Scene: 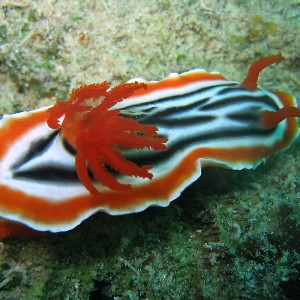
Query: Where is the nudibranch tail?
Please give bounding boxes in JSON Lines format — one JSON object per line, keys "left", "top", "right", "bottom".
{"left": 241, "top": 53, "right": 282, "bottom": 90}
{"left": 46, "top": 81, "right": 168, "bottom": 194}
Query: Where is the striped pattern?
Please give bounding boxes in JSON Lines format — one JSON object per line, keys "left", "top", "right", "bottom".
{"left": 7, "top": 80, "right": 284, "bottom": 189}
{"left": 118, "top": 79, "right": 283, "bottom": 171}
{"left": 0, "top": 69, "right": 298, "bottom": 235}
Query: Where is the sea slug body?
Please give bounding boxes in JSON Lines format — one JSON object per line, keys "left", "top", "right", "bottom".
{"left": 0, "top": 54, "right": 299, "bottom": 238}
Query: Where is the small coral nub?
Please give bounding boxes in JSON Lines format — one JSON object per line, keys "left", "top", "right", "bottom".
{"left": 47, "top": 82, "right": 168, "bottom": 194}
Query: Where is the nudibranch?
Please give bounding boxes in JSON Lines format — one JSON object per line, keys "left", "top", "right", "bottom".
{"left": 0, "top": 54, "right": 300, "bottom": 238}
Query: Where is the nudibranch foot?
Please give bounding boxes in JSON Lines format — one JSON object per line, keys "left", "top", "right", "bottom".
{"left": 0, "top": 218, "right": 48, "bottom": 239}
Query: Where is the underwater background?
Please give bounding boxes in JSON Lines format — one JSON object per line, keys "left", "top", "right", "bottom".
{"left": 0, "top": 0, "right": 299, "bottom": 299}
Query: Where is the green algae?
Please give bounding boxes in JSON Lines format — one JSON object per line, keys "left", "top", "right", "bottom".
{"left": 0, "top": 24, "right": 8, "bottom": 44}
{"left": 0, "top": 0, "right": 300, "bottom": 299}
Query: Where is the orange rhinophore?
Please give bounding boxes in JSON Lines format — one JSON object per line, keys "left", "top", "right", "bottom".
{"left": 241, "top": 53, "right": 282, "bottom": 90}
{"left": 240, "top": 53, "right": 300, "bottom": 129}
{"left": 262, "top": 106, "right": 300, "bottom": 129}
{"left": 0, "top": 54, "right": 298, "bottom": 238}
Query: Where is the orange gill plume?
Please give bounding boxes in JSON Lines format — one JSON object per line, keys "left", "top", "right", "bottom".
{"left": 47, "top": 81, "right": 168, "bottom": 194}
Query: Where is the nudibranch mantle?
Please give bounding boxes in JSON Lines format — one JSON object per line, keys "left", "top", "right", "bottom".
{"left": 0, "top": 54, "right": 299, "bottom": 238}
